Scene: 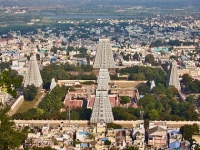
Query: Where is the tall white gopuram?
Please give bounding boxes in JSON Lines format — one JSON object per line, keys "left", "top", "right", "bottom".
{"left": 93, "top": 39, "right": 115, "bottom": 69}
{"left": 24, "top": 55, "right": 43, "bottom": 88}
{"left": 90, "top": 39, "right": 115, "bottom": 123}
{"left": 166, "top": 60, "right": 181, "bottom": 90}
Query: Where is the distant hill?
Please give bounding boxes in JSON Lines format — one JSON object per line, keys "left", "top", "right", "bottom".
{"left": 0, "top": 0, "right": 199, "bottom": 7}
{"left": 87, "top": 0, "right": 200, "bottom": 7}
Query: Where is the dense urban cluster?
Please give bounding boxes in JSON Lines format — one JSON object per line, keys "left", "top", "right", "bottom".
{"left": 1, "top": 6, "right": 200, "bottom": 150}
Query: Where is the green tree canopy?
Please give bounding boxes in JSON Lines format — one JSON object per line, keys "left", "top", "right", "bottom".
{"left": 120, "top": 96, "right": 130, "bottom": 104}
{"left": 123, "top": 54, "right": 130, "bottom": 61}
{"left": 36, "top": 54, "right": 40, "bottom": 60}
{"left": 41, "top": 63, "right": 95, "bottom": 89}
{"left": 153, "top": 83, "right": 166, "bottom": 95}
{"left": 23, "top": 84, "right": 37, "bottom": 101}
{"left": 166, "top": 87, "right": 174, "bottom": 99}
{"left": 120, "top": 66, "right": 167, "bottom": 85}
{"left": 182, "top": 74, "right": 193, "bottom": 83}
{"left": 0, "top": 69, "right": 23, "bottom": 98}
{"left": 0, "top": 107, "right": 26, "bottom": 149}
{"left": 0, "top": 62, "right": 10, "bottom": 71}
{"left": 148, "top": 109, "right": 159, "bottom": 120}
{"left": 133, "top": 52, "right": 139, "bottom": 60}
{"left": 145, "top": 54, "right": 156, "bottom": 65}
{"left": 123, "top": 146, "right": 139, "bottom": 150}
{"left": 180, "top": 124, "right": 199, "bottom": 143}
{"left": 32, "top": 146, "right": 56, "bottom": 150}
{"left": 138, "top": 94, "right": 156, "bottom": 111}
{"left": 70, "top": 111, "right": 80, "bottom": 120}
{"left": 181, "top": 74, "right": 200, "bottom": 93}
{"left": 131, "top": 73, "right": 145, "bottom": 81}
{"left": 104, "top": 140, "right": 111, "bottom": 145}
{"left": 107, "top": 123, "right": 122, "bottom": 129}
{"left": 186, "top": 95, "right": 196, "bottom": 104}
{"left": 138, "top": 84, "right": 150, "bottom": 95}
{"left": 112, "top": 107, "right": 139, "bottom": 120}
{"left": 50, "top": 46, "right": 66, "bottom": 54}
{"left": 170, "top": 55, "right": 178, "bottom": 61}
{"left": 85, "top": 132, "right": 95, "bottom": 141}
{"left": 38, "top": 86, "right": 66, "bottom": 114}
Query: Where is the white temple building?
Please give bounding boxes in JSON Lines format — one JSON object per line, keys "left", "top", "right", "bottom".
{"left": 90, "top": 69, "right": 114, "bottom": 123}
{"left": 24, "top": 55, "right": 43, "bottom": 88}
{"left": 93, "top": 39, "right": 115, "bottom": 69}
{"left": 90, "top": 39, "right": 115, "bottom": 123}
{"left": 150, "top": 80, "right": 156, "bottom": 91}
{"left": 50, "top": 78, "right": 57, "bottom": 91}
{"left": 166, "top": 60, "right": 181, "bottom": 90}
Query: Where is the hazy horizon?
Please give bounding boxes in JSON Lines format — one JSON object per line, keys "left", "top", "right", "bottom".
{"left": 0, "top": 0, "right": 199, "bottom": 7}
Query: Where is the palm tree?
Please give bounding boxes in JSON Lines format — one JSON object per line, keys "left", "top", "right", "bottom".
{"left": 85, "top": 132, "right": 96, "bottom": 149}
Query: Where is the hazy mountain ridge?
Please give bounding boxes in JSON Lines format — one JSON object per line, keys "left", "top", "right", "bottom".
{"left": 0, "top": 0, "right": 199, "bottom": 7}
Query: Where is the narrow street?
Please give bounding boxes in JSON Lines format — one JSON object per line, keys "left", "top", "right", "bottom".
{"left": 34, "top": 93, "right": 46, "bottom": 108}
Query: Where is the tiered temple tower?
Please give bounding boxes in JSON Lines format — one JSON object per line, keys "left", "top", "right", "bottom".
{"left": 24, "top": 55, "right": 43, "bottom": 89}
{"left": 90, "top": 39, "right": 115, "bottom": 123}
{"left": 166, "top": 60, "right": 181, "bottom": 90}
{"left": 93, "top": 39, "right": 115, "bottom": 69}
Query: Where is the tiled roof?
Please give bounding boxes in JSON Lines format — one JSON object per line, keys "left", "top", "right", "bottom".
{"left": 65, "top": 99, "right": 83, "bottom": 108}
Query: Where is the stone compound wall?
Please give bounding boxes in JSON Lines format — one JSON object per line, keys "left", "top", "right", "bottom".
{"left": 9, "top": 95, "right": 24, "bottom": 116}
{"left": 14, "top": 120, "right": 89, "bottom": 127}
{"left": 13, "top": 120, "right": 200, "bottom": 128}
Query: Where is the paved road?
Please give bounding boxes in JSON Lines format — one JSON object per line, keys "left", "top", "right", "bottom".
{"left": 34, "top": 93, "right": 46, "bottom": 108}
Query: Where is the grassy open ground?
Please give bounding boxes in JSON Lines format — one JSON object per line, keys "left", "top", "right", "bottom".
{"left": 16, "top": 93, "right": 43, "bottom": 113}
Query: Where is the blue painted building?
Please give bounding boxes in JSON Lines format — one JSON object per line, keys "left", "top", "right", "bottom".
{"left": 154, "top": 47, "right": 169, "bottom": 53}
